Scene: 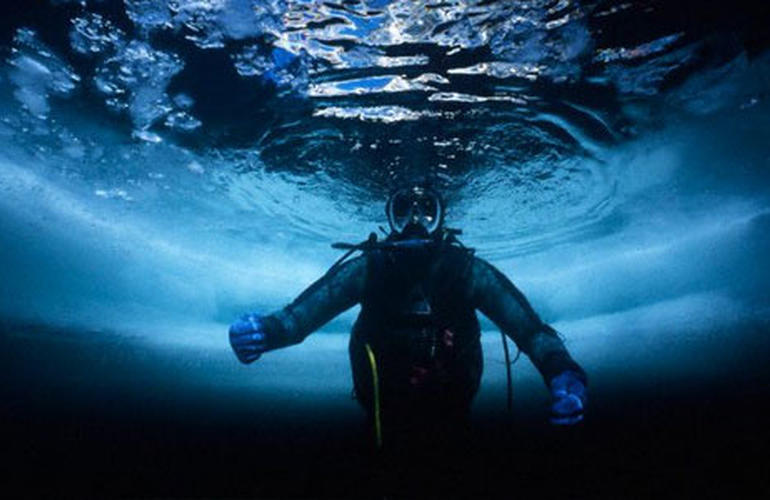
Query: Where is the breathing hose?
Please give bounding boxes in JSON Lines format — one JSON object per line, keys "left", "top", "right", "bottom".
{"left": 364, "top": 343, "right": 383, "bottom": 449}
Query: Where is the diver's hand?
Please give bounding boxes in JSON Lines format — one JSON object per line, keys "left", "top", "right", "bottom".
{"left": 229, "top": 313, "right": 267, "bottom": 364}
{"left": 549, "top": 371, "right": 586, "bottom": 425}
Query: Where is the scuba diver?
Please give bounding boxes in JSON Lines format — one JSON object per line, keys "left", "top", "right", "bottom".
{"left": 229, "top": 186, "right": 587, "bottom": 450}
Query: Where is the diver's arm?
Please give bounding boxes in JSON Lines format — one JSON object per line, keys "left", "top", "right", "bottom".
{"left": 258, "top": 256, "right": 367, "bottom": 350}
{"left": 470, "top": 258, "right": 586, "bottom": 384}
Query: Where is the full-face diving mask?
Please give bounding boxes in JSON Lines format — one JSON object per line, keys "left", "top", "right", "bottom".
{"left": 386, "top": 186, "right": 444, "bottom": 237}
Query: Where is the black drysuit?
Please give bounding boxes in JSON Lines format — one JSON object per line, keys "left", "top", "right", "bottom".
{"left": 259, "top": 239, "right": 586, "bottom": 446}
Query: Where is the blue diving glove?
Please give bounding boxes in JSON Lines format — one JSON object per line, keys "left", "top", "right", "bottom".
{"left": 229, "top": 313, "right": 267, "bottom": 364}
{"left": 549, "top": 371, "right": 587, "bottom": 425}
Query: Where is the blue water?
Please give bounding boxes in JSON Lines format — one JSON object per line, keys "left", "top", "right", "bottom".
{"left": 0, "top": 1, "right": 769, "bottom": 497}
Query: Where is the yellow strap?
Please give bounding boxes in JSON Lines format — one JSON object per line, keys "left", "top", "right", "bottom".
{"left": 364, "top": 343, "right": 382, "bottom": 449}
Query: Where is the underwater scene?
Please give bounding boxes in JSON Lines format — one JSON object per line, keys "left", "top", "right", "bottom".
{"left": 1, "top": 0, "right": 769, "bottom": 497}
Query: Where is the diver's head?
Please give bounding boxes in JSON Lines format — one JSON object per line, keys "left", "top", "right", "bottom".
{"left": 386, "top": 186, "right": 444, "bottom": 239}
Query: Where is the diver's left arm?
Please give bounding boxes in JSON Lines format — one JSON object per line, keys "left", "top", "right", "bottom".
{"left": 470, "top": 258, "right": 587, "bottom": 424}
{"left": 229, "top": 256, "right": 366, "bottom": 363}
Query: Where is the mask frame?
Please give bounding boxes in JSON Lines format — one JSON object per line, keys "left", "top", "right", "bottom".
{"left": 386, "top": 186, "right": 444, "bottom": 236}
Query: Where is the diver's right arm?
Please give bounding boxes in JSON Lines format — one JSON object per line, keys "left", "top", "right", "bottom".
{"left": 229, "top": 256, "right": 366, "bottom": 363}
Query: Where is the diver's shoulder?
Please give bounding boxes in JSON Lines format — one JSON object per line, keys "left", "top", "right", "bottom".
{"left": 327, "top": 253, "right": 368, "bottom": 280}
{"left": 339, "top": 254, "right": 368, "bottom": 269}
{"left": 466, "top": 254, "right": 503, "bottom": 280}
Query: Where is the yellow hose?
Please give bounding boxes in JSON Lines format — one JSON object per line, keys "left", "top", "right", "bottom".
{"left": 364, "top": 343, "right": 382, "bottom": 449}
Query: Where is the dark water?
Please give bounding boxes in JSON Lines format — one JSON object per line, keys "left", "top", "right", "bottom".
{"left": 1, "top": 0, "right": 770, "bottom": 497}
{"left": 3, "top": 316, "right": 769, "bottom": 497}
